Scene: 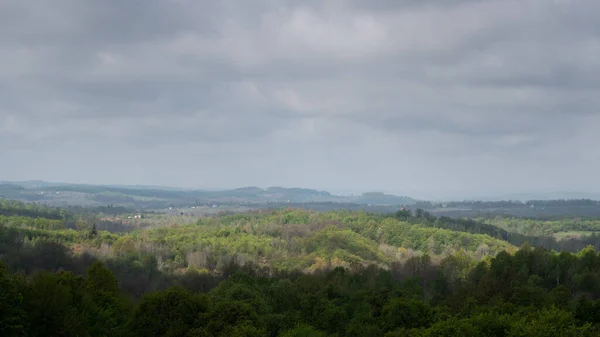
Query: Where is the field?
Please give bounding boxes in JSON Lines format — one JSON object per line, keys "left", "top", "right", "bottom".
{"left": 553, "top": 230, "right": 600, "bottom": 241}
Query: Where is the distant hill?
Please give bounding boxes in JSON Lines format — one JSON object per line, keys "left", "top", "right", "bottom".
{"left": 357, "top": 192, "right": 415, "bottom": 205}
{"left": 422, "top": 199, "right": 600, "bottom": 219}
{"left": 474, "top": 191, "right": 600, "bottom": 202}
{"left": 0, "top": 181, "right": 417, "bottom": 209}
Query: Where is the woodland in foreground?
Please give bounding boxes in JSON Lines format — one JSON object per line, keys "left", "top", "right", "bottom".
{"left": 3, "top": 200, "right": 600, "bottom": 336}
{"left": 3, "top": 246, "right": 600, "bottom": 336}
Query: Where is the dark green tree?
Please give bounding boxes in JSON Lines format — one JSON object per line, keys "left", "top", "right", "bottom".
{"left": 0, "top": 262, "right": 27, "bottom": 336}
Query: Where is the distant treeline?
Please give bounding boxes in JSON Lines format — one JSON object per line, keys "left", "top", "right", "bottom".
{"left": 0, "top": 182, "right": 417, "bottom": 209}
{"left": 0, "top": 199, "right": 65, "bottom": 220}
{"left": 418, "top": 199, "right": 600, "bottom": 220}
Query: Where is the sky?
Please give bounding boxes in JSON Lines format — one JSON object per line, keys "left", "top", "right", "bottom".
{"left": 1, "top": 0, "right": 600, "bottom": 200}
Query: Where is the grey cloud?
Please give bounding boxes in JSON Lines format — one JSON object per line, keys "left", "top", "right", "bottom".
{"left": 1, "top": 0, "right": 600, "bottom": 198}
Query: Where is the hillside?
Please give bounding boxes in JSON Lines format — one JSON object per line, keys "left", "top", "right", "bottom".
{"left": 0, "top": 181, "right": 417, "bottom": 209}
{"left": 5, "top": 199, "right": 600, "bottom": 274}
{"left": 423, "top": 199, "right": 600, "bottom": 219}
{"left": 2, "top": 202, "right": 600, "bottom": 336}
{"left": 0, "top": 202, "right": 513, "bottom": 273}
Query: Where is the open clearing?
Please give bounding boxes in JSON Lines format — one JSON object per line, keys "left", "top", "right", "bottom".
{"left": 553, "top": 231, "right": 599, "bottom": 241}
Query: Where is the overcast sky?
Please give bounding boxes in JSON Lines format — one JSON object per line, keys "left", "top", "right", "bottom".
{"left": 1, "top": 0, "right": 599, "bottom": 199}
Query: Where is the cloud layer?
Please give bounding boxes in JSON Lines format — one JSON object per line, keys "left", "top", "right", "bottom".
{"left": 1, "top": 0, "right": 599, "bottom": 199}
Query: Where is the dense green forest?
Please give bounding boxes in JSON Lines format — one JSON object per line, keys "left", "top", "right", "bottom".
{"left": 388, "top": 210, "right": 600, "bottom": 253}
{"left": 3, "top": 200, "right": 600, "bottom": 274}
{"left": 3, "top": 243, "right": 600, "bottom": 336}
{"left": 425, "top": 199, "right": 600, "bottom": 219}
{"left": 483, "top": 217, "right": 600, "bottom": 236}
{"left": 4, "top": 199, "right": 600, "bottom": 336}
{"left": 2, "top": 202, "right": 517, "bottom": 274}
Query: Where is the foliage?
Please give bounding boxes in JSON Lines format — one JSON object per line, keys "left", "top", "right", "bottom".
{"left": 4, "top": 201, "right": 600, "bottom": 335}
{"left": 2, "top": 246, "right": 600, "bottom": 336}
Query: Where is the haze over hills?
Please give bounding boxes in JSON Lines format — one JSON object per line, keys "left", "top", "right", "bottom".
{"left": 473, "top": 191, "right": 600, "bottom": 202}
{"left": 5, "top": 180, "right": 600, "bottom": 220}
{"left": 3, "top": 180, "right": 600, "bottom": 204}
{"left": 0, "top": 180, "right": 417, "bottom": 208}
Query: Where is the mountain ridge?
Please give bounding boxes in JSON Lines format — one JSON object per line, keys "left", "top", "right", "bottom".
{"left": 0, "top": 180, "right": 417, "bottom": 208}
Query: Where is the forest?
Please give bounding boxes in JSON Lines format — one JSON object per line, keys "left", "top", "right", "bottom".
{"left": 3, "top": 199, "right": 600, "bottom": 336}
